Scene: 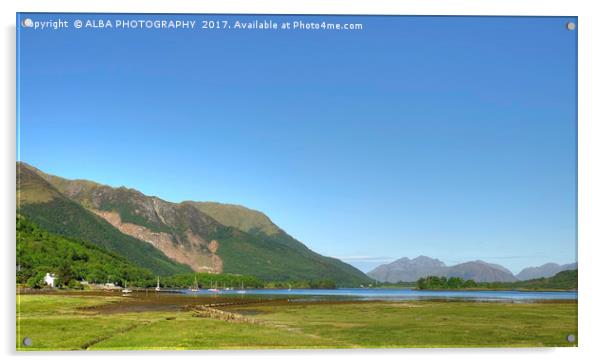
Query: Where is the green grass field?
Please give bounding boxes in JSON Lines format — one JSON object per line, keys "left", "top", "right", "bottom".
{"left": 16, "top": 293, "right": 577, "bottom": 350}
{"left": 227, "top": 301, "right": 578, "bottom": 348}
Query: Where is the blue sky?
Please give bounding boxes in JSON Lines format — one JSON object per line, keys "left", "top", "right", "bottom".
{"left": 17, "top": 14, "right": 577, "bottom": 273}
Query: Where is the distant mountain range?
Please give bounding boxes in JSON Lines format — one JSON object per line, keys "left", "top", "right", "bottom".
{"left": 16, "top": 162, "right": 370, "bottom": 285}
{"left": 368, "top": 256, "right": 577, "bottom": 283}
{"left": 516, "top": 262, "right": 577, "bottom": 281}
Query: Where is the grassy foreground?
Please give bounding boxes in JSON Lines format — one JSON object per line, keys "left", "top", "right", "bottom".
{"left": 17, "top": 293, "right": 577, "bottom": 350}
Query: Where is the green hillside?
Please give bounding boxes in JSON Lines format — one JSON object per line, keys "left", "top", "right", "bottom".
{"left": 208, "top": 226, "right": 367, "bottom": 285}
{"left": 17, "top": 215, "right": 153, "bottom": 287}
{"left": 513, "top": 270, "right": 577, "bottom": 290}
{"left": 194, "top": 202, "right": 280, "bottom": 236}
{"left": 246, "top": 231, "right": 370, "bottom": 284}
{"left": 194, "top": 202, "right": 370, "bottom": 285}
{"left": 17, "top": 164, "right": 191, "bottom": 276}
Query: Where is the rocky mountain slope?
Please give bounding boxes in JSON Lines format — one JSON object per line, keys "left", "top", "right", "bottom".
{"left": 17, "top": 164, "right": 191, "bottom": 275}
{"left": 17, "top": 162, "right": 370, "bottom": 285}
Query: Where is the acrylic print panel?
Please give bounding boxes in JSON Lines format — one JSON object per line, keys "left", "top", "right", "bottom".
{"left": 16, "top": 13, "right": 577, "bottom": 350}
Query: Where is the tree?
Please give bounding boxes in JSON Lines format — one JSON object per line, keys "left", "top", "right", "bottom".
{"left": 463, "top": 279, "right": 477, "bottom": 288}
{"left": 27, "top": 272, "right": 45, "bottom": 288}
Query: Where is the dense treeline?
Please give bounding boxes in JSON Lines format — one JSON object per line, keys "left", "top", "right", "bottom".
{"left": 17, "top": 215, "right": 154, "bottom": 288}
{"left": 415, "top": 270, "right": 577, "bottom": 291}
{"left": 416, "top": 276, "right": 478, "bottom": 290}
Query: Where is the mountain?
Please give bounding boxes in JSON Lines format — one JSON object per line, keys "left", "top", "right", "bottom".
{"left": 368, "top": 256, "right": 518, "bottom": 283}
{"left": 444, "top": 260, "right": 517, "bottom": 282}
{"left": 17, "top": 163, "right": 191, "bottom": 276}
{"left": 17, "top": 162, "right": 370, "bottom": 285}
{"left": 516, "top": 262, "right": 577, "bottom": 281}
{"left": 366, "top": 256, "right": 446, "bottom": 282}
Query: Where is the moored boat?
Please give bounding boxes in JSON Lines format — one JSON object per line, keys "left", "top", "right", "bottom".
{"left": 122, "top": 280, "right": 132, "bottom": 294}
{"left": 190, "top": 276, "right": 199, "bottom": 292}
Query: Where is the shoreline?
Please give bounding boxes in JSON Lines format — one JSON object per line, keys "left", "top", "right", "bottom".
{"left": 17, "top": 286, "right": 578, "bottom": 294}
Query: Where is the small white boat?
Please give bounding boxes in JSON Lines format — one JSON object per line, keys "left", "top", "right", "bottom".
{"left": 207, "top": 280, "right": 220, "bottom": 293}
{"left": 237, "top": 281, "right": 246, "bottom": 294}
{"left": 155, "top": 276, "right": 161, "bottom": 292}
{"left": 122, "top": 280, "right": 132, "bottom": 294}
{"left": 190, "top": 276, "right": 199, "bottom": 292}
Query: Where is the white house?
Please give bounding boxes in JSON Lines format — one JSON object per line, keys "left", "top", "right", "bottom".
{"left": 44, "top": 273, "right": 55, "bottom": 288}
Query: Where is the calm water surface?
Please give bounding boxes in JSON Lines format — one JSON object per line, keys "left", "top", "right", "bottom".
{"left": 178, "top": 288, "right": 577, "bottom": 302}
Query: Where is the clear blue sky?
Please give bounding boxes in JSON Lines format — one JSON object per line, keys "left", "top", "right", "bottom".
{"left": 17, "top": 14, "right": 577, "bottom": 273}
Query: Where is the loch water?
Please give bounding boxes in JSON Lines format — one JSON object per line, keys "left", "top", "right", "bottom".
{"left": 178, "top": 288, "right": 577, "bottom": 302}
